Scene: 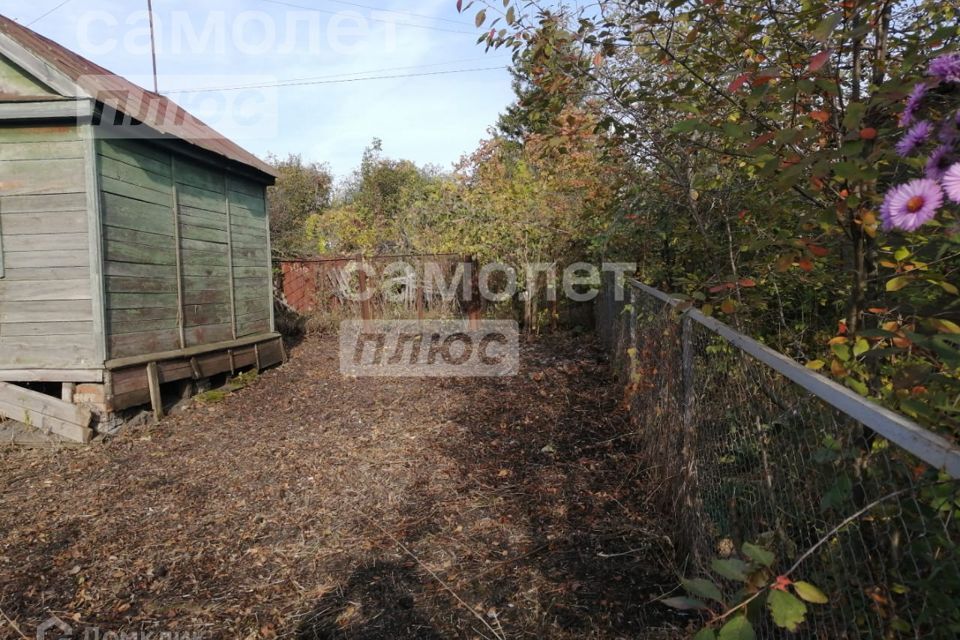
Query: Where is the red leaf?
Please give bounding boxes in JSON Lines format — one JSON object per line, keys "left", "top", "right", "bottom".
{"left": 859, "top": 127, "right": 877, "bottom": 140}
{"left": 798, "top": 258, "right": 814, "bottom": 272}
{"left": 456, "top": 0, "right": 463, "bottom": 12}
{"left": 807, "top": 244, "right": 830, "bottom": 257}
{"left": 808, "top": 50, "right": 830, "bottom": 73}
{"left": 739, "top": 278, "right": 757, "bottom": 287}
{"left": 746, "top": 131, "right": 776, "bottom": 150}
{"left": 809, "top": 110, "right": 830, "bottom": 123}
{"left": 728, "top": 73, "right": 751, "bottom": 93}
{"left": 772, "top": 575, "right": 793, "bottom": 592}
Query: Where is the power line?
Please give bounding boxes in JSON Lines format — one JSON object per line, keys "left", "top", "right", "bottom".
{"left": 168, "top": 65, "right": 507, "bottom": 94}
{"left": 322, "top": 0, "right": 472, "bottom": 26}
{"left": 256, "top": 0, "right": 477, "bottom": 35}
{"left": 168, "top": 56, "right": 510, "bottom": 92}
{"left": 27, "top": 0, "right": 74, "bottom": 26}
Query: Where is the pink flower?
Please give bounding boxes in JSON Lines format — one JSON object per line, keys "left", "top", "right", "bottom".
{"left": 900, "top": 83, "right": 926, "bottom": 127}
{"left": 881, "top": 178, "right": 944, "bottom": 232}
{"left": 929, "top": 53, "right": 960, "bottom": 84}
{"left": 895, "top": 121, "right": 933, "bottom": 157}
{"left": 925, "top": 145, "right": 953, "bottom": 180}
{"left": 943, "top": 163, "right": 960, "bottom": 204}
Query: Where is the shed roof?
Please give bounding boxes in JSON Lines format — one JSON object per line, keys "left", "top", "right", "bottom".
{"left": 0, "top": 14, "right": 277, "bottom": 179}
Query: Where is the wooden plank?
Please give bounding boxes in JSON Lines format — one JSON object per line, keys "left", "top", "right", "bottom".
{"left": 225, "top": 177, "right": 238, "bottom": 339}
{"left": 104, "top": 240, "right": 177, "bottom": 266}
{"left": 0, "top": 124, "right": 79, "bottom": 144}
{"left": 107, "top": 307, "right": 179, "bottom": 323}
{"left": 171, "top": 157, "right": 186, "bottom": 349}
{"left": 106, "top": 276, "right": 178, "bottom": 294}
{"left": 0, "top": 338, "right": 97, "bottom": 370}
{"left": 99, "top": 155, "right": 172, "bottom": 195}
{"left": 104, "top": 225, "right": 176, "bottom": 249}
{"left": 0, "top": 279, "right": 91, "bottom": 301}
{"left": 0, "top": 158, "right": 85, "bottom": 196}
{"left": 97, "top": 138, "right": 172, "bottom": 179}
{"left": 0, "top": 211, "right": 88, "bottom": 235}
{"left": 0, "top": 192, "right": 86, "bottom": 214}
{"left": 104, "top": 261, "right": 177, "bottom": 279}
{"left": 100, "top": 175, "right": 173, "bottom": 208}
{"left": 108, "top": 318, "right": 179, "bottom": 335}
{"left": 105, "top": 332, "right": 281, "bottom": 369}
{"left": 0, "top": 140, "right": 84, "bottom": 161}
{"left": 2, "top": 232, "right": 88, "bottom": 251}
{"left": 0, "top": 100, "right": 92, "bottom": 120}
{"left": 183, "top": 289, "right": 230, "bottom": 305}
{"left": 84, "top": 123, "right": 108, "bottom": 373}
{"left": 174, "top": 158, "right": 226, "bottom": 195}
{"left": 0, "top": 382, "right": 92, "bottom": 443}
{"left": 110, "top": 330, "right": 181, "bottom": 359}
{"left": 106, "top": 293, "right": 179, "bottom": 310}
{"left": 1, "top": 266, "right": 90, "bottom": 281}
{"left": 1, "top": 321, "right": 93, "bottom": 337}
{"left": 0, "top": 369, "right": 103, "bottom": 383}
{"left": 102, "top": 198, "right": 175, "bottom": 238}
{"left": 177, "top": 183, "right": 227, "bottom": 215}
{"left": 146, "top": 361, "right": 163, "bottom": 420}
{"left": 179, "top": 222, "right": 227, "bottom": 244}
{"left": 2, "top": 249, "right": 88, "bottom": 268}
{"left": 0, "top": 300, "right": 92, "bottom": 323}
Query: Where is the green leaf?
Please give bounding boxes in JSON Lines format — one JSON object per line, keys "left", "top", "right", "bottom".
{"left": 812, "top": 13, "right": 841, "bottom": 43}
{"left": 742, "top": 542, "right": 774, "bottom": 567}
{"left": 718, "top": 615, "right": 755, "bottom": 640}
{"left": 475, "top": 9, "right": 487, "bottom": 27}
{"left": 767, "top": 590, "right": 808, "bottom": 631}
{"left": 794, "top": 581, "right": 829, "bottom": 604}
{"left": 711, "top": 558, "right": 750, "bottom": 582}
{"left": 886, "top": 276, "right": 911, "bottom": 292}
{"left": 694, "top": 629, "right": 717, "bottom": 640}
{"left": 683, "top": 578, "right": 725, "bottom": 604}
{"left": 661, "top": 596, "right": 708, "bottom": 610}
{"left": 853, "top": 338, "right": 869, "bottom": 357}
{"left": 505, "top": 6, "right": 516, "bottom": 24}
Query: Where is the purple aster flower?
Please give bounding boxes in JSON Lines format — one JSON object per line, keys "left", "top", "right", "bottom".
{"left": 929, "top": 53, "right": 960, "bottom": 83}
{"left": 895, "top": 121, "right": 933, "bottom": 157}
{"left": 881, "top": 178, "right": 944, "bottom": 232}
{"left": 943, "top": 163, "right": 960, "bottom": 204}
{"left": 925, "top": 145, "right": 953, "bottom": 180}
{"left": 900, "top": 82, "right": 926, "bottom": 127}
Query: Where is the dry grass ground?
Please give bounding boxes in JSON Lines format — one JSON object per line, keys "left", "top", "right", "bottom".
{"left": 0, "top": 334, "right": 684, "bottom": 639}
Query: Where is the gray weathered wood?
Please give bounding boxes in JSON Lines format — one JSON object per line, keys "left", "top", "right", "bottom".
{"left": 0, "top": 99, "right": 93, "bottom": 120}
{"left": 0, "top": 369, "right": 103, "bottom": 383}
{"left": 171, "top": 156, "right": 186, "bottom": 349}
{"left": 146, "top": 361, "right": 163, "bottom": 420}
{"left": 0, "top": 381, "right": 93, "bottom": 443}
{"left": 85, "top": 123, "right": 108, "bottom": 369}
{"left": 105, "top": 332, "right": 281, "bottom": 369}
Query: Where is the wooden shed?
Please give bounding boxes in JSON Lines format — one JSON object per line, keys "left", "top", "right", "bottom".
{"left": 0, "top": 16, "right": 283, "bottom": 442}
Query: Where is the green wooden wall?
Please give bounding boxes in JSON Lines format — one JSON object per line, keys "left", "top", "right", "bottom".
{"left": 0, "top": 54, "right": 58, "bottom": 100}
{"left": 98, "top": 137, "right": 272, "bottom": 360}
{"left": 0, "top": 124, "right": 97, "bottom": 369}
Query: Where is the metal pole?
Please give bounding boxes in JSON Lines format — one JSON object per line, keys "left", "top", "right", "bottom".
{"left": 147, "top": 0, "right": 159, "bottom": 93}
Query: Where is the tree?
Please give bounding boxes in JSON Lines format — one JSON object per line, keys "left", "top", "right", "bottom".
{"left": 266, "top": 153, "right": 333, "bottom": 256}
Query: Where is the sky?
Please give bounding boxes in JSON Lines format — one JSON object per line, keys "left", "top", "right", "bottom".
{"left": 0, "top": 0, "right": 517, "bottom": 178}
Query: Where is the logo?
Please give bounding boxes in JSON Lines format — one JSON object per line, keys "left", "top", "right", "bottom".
{"left": 36, "top": 616, "right": 72, "bottom": 640}
{"left": 340, "top": 320, "right": 519, "bottom": 377}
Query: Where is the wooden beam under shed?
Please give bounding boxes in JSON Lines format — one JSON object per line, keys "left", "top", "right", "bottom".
{"left": 0, "top": 382, "right": 93, "bottom": 443}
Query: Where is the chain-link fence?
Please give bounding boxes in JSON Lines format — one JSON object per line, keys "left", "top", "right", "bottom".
{"left": 597, "top": 275, "right": 960, "bottom": 638}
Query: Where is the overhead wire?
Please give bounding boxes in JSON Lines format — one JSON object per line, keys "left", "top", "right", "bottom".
{"left": 168, "top": 65, "right": 509, "bottom": 94}
{"left": 26, "top": 0, "right": 74, "bottom": 26}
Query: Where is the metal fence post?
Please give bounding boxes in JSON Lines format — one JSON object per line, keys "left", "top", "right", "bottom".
{"left": 679, "top": 311, "right": 700, "bottom": 560}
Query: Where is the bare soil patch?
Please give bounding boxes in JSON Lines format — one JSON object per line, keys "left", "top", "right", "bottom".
{"left": 0, "top": 334, "right": 682, "bottom": 639}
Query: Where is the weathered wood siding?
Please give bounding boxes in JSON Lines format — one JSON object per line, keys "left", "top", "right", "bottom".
{"left": 0, "top": 124, "right": 97, "bottom": 369}
{"left": 99, "top": 137, "right": 272, "bottom": 359}
{"left": 227, "top": 176, "right": 271, "bottom": 337}
{"left": 0, "top": 54, "right": 58, "bottom": 99}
